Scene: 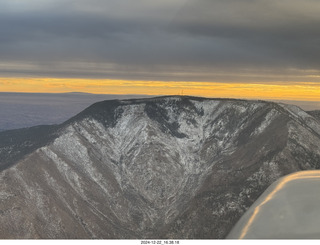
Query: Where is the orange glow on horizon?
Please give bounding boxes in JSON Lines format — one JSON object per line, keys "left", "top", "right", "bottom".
{"left": 0, "top": 77, "right": 320, "bottom": 102}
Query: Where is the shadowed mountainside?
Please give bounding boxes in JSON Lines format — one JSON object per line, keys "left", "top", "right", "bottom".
{"left": 0, "top": 125, "right": 59, "bottom": 171}
{"left": 308, "top": 110, "right": 320, "bottom": 122}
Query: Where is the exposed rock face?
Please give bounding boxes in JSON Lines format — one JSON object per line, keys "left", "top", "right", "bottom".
{"left": 1, "top": 96, "right": 320, "bottom": 239}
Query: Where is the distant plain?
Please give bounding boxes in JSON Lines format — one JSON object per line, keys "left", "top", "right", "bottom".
{"left": 0, "top": 92, "right": 150, "bottom": 131}
{"left": 0, "top": 92, "right": 319, "bottom": 131}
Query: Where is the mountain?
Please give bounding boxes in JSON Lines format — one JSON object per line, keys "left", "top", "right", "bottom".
{"left": 308, "top": 110, "right": 320, "bottom": 121}
{"left": 0, "top": 96, "right": 320, "bottom": 239}
{"left": 0, "top": 125, "right": 59, "bottom": 171}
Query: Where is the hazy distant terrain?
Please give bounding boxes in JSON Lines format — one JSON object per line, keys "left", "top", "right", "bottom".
{"left": 0, "top": 92, "right": 150, "bottom": 131}
{"left": 0, "top": 92, "right": 319, "bottom": 131}
{"left": 270, "top": 100, "right": 320, "bottom": 111}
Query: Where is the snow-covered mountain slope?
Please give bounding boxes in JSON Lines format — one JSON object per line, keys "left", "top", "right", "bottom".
{"left": 0, "top": 125, "right": 59, "bottom": 171}
{"left": 227, "top": 170, "right": 320, "bottom": 239}
{"left": 0, "top": 96, "right": 320, "bottom": 239}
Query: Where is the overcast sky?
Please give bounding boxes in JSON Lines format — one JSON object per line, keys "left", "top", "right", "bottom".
{"left": 1, "top": 0, "right": 320, "bottom": 83}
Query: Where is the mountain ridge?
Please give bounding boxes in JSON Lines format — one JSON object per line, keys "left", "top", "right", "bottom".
{"left": 0, "top": 96, "right": 320, "bottom": 238}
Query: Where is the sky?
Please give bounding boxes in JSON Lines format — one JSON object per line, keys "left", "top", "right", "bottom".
{"left": 1, "top": 0, "right": 320, "bottom": 101}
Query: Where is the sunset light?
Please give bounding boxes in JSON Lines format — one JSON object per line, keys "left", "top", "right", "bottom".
{"left": 1, "top": 77, "right": 320, "bottom": 102}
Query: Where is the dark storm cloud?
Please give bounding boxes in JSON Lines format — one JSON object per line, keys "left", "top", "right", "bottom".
{"left": 1, "top": 0, "right": 320, "bottom": 81}
{"left": 170, "top": 0, "right": 320, "bottom": 67}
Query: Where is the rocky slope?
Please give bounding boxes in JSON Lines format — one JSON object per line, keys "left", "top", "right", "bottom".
{"left": 1, "top": 96, "right": 320, "bottom": 239}
{"left": 308, "top": 110, "right": 320, "bottom": 121}
{"left": 0, "top": 125, "right": 59, "bottom": 171}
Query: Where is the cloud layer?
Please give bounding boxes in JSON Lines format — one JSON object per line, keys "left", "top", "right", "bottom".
{"left": 1, "top": 0, "right": 320, "bottom": 82}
